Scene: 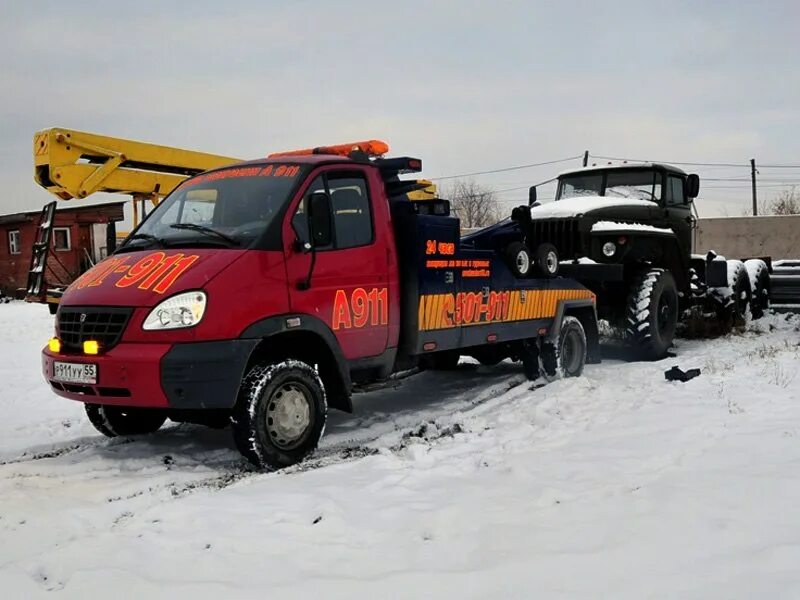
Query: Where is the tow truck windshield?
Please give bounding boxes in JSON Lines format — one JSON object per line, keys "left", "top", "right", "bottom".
{"left": 557, "top": 169, "right": 662, "bottom": 203}
{"left": 120, "top": 164, "right": 303, "bottom": 251}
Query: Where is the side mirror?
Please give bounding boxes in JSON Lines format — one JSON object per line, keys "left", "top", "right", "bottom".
{"left": 528, "top": 185, "right": 537, "bottom": 206}
{"left": 685, "top": 174, "right": 700, "bottom": 199}
{"left": 308, "top": 191, "right": 333, "bottom": 248}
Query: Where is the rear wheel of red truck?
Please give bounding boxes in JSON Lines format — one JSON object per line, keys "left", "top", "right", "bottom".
{"left": 85, "top": 404, "right": 167, "bottom": 437}
{"left": 541, "top": 316, "right": 587, "bottom": 380}
{"left": 231, "top": 360, "right": 327, "bottom": 470}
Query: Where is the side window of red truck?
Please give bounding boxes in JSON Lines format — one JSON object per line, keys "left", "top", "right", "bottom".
{"left": 292, "top": 172, "right": 374, "bottom": 250}
{"left": 328, "top": 173, "right": 373, "bottom": 248}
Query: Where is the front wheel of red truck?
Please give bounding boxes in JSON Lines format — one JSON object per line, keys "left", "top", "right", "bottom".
{"left": 85, "top": 404, "right": 167, "bottom": 437}
{"left": 231, "top": 360, "right": 327, "bottom": 470}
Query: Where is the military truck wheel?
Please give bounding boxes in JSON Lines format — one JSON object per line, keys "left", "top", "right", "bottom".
{"left": 231, "top": 360, "right": 327, "bottom": 470}
{"left": 505, "top": 242, "right": 531, "bottom": 278}
{"left": 85, "top": 404, "right": 167, "bottom": 437}
{"left": 534, "top": 243, "right": 559, "bottom": 277}
{"left": 745, "top": 259, "right": 770, "bottom": 320}
{"left": 625, "top": 268, "right": 679, "bottom": 360}
{"left": 728, "top": 260, "right": 752, "bottom": 326}
{"left": 541, "top": 316, "right": 587, "bottom": 379}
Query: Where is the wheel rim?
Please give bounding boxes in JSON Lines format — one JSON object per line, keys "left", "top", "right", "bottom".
{"left": 656, "top": 290, "right": 675, "bottom": 333}
{"left": 546, "top": 251, "right": 558, "bottom": 274}
{"left": 516, "top": 251, "right": 530, "bottom": 275}
{"left": 561, "top": 330, "right": 582, "bottom": 374}
{"left": 266, "top": 382, "right": 312, "bottom": 450}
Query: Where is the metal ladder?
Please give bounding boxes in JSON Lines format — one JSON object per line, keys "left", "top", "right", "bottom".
{"left": 25, "top": 201, "right": 57, "bottom": 302}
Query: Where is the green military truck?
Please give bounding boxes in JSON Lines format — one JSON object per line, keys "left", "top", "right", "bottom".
{"left": 463, "top": 163, "right": 770, "bottom": 359}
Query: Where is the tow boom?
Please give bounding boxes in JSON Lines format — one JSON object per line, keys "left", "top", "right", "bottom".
{"left": 33, "top": 127, "right": 241, "bottom": 224}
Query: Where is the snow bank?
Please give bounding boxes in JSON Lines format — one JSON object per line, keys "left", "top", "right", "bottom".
{"left": 1, "top": 303, "right": 800, "bottom": 598}
{"left": 530, "top": 196, "right": 654, "bottom": 218}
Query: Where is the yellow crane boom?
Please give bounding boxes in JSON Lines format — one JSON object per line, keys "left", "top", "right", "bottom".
{"left": 33, "top": 127, "right": 242, "bottom": 224}
{"left": 32, "top": 127, "right": 439, "bottom": 225}
{"left": 27, "top": 127, "right": 438, "bottom": 310}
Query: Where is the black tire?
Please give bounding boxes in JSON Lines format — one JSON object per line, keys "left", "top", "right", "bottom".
{"left": 745, "top": 259, "right": 769, "bottom": 320}
{"left": 48, "top": 303, "right": 58, "bottom": 315}
{"left": 625, "top": 268, "right": 679, "bottom": 360}
{"left": 420, "top": 351, "right": 460, "bottom": 370}
{"left": 231, "top": 360, "right": 327, "bottom": 469}
{"left": 728, "top": 261, "right": 752, "bottom": 326}
{"left": 85, "top": 404, "right": 167, "bottom": 437}
{"left": 541, "top": 316, "right": 587, "bottom": 379}
{"left": 534, "top": 243, "right": 559, "bottom": 278}
{"left": 505, "top": 241, "right": 531, "bottom": 278}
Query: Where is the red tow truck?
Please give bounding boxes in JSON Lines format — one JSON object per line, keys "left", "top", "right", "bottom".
{"left": 41, "top": 140, "right": 599, "bottom": 468}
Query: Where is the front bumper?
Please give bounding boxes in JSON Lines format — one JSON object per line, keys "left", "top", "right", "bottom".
{"left": 42, "top": 339, "right": 258, "bottom": 409}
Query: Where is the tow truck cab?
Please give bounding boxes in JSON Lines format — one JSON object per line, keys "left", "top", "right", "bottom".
{"left": 42, "top": 142, "right": 598, "bottom": 468}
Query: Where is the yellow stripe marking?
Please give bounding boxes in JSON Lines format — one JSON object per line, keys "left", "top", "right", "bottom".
{"left": 430, "top": 294, "right": 442, "bottom": 330}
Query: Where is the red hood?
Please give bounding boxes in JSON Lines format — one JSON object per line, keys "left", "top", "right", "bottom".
{"left": 61, "top": 248, "right": 247, "bottom": 307}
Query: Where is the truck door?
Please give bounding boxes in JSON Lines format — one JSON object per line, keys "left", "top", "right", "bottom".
{"left": 283, "top": 168, "right": 391, "bottom": 360}
{"left": 663, "top": 174, "right": 694, "bottom": 257}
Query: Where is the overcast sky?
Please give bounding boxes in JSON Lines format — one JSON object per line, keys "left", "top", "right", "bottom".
{"left": 2, "top": 0, "right": 799, "bottom": 221}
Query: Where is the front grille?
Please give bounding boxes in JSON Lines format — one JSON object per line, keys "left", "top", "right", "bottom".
{"left": 528, "top": 219, "right": 581, "bottom": 259}
{"left": 57, "top": 307, "right": 132, "bottom": 352}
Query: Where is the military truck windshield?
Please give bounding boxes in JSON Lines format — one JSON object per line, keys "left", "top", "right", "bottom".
{"left": 557, "top": 170, "right": 661, "bottom": 202}
{"left": 121, "top": 164, "right": 303, "bottom": 251}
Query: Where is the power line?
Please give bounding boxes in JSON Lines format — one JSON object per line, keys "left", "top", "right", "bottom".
{"left": 705, "top": 177, "right": 800, "bottom": 182}
{"left": 431, "top": 155, "right": 582, "bottom": 181}
{"left": 493, "top": 185, "right": 531, "bottom": 194}
{"left": 432, "top": 153, "right": 800, "bottom": 182}
{"left": 590, "top": 154, "right": 800, "bottom": 169}
{"left": 590, "top": 154, "right": 748, "bottom": 167}
{"left": 704, "top": 184, "right": 799, "bottom": 189}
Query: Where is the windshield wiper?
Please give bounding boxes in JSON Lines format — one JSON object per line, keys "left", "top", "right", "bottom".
{"left": 170, "top": 223, "right": 240, "bottom": 247}
{"left": 123, "top": 233, "right": 168, "bottom": 248}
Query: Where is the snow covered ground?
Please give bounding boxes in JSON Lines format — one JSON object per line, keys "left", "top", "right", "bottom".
{"left": 1, "top": 302, "right": 799, "bottom": 599}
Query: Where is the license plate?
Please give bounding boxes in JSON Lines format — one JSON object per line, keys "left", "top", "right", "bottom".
{"left": 53, "top": 361, "right": 97, "bottom": 384}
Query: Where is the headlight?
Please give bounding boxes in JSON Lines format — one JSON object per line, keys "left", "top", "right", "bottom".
{"left": 602, "top": 242, "right": 616, "bottom": 257}
{"left": 143, "top": 291, "right": 207, "bottom": 330}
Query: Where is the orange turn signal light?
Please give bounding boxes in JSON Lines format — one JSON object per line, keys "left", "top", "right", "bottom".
{"left": 83, "top": 340, "right": 100, "bottom": 355}
{"left": 269, "top": 140, "right": 389, "bottom": 159}
{"left": 48, "top": 337, "right": 61, "bottom": 353}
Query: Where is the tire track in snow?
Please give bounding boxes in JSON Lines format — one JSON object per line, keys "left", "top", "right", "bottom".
{"left": 102, "top": 373, "right": 537, "bottom": 505}
{"left": 0, "top": 437, "right": 135, "bottom": 466}
{"left": 2, "top": 367, "right": 539, "bottom": 521}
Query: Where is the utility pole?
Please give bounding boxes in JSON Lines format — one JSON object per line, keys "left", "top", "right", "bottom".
{"left": 751, "top": 158, "right": 758, "bottom": 216}
{"left": 582, "top": 150, "right": 589, "bottom": 167}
